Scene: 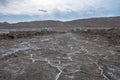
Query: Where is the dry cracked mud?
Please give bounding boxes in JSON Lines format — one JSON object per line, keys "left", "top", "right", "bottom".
{"left": 0, "top": 32, "right": 120, "bottom": 80}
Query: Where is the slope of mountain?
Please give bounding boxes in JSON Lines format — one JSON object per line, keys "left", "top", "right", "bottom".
{"left": 0, "top": 16, "right": 120, "bottom": 29}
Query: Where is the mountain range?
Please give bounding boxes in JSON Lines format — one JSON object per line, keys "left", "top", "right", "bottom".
{"left": 0, "top": 16, "right": 120, "bottom": 29}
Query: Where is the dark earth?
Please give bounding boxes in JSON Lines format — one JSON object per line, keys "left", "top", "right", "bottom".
{"left": 0, "top": 28, "right": 120, "bottom": 80}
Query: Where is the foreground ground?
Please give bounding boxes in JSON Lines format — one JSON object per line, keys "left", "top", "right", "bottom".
{"left": 0, "top": 30, "right": 120, "bottom": 80}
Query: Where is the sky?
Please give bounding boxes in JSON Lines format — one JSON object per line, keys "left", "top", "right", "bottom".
{"left": 0, "top": 0, "right": 120, "bottom": 23}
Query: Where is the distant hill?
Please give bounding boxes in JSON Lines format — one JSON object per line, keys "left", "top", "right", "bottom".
{"left": 0, "top": 16, "right": 120, "bottom": 29}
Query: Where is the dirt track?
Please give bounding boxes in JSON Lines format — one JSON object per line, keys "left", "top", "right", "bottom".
{"left": 0, "top": 31, "right": 120, "bottom": 80}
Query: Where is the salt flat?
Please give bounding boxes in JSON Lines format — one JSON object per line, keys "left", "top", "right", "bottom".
{"left": 0, "top": 31, "right": 120, "bottom": 80}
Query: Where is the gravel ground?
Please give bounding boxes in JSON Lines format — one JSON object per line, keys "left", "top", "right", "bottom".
{"left": 0, "top": 31, "right": 120, "bottom": 80}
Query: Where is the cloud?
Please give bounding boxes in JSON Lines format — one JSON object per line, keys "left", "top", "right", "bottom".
{"left": 0, "top": 0, "right": 108, "bottom": 15}
{"left": 38, "top": 9, "right": 48, "bottom": 12}
{"left": 0, "top": 0, "right": 120, "bottom": 22}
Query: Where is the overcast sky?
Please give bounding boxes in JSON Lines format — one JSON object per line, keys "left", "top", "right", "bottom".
{"left": 0, "top": 0, "right": 120, "bottom": 23}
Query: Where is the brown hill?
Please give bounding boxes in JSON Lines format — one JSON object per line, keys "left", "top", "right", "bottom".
{"left": 0, "top": 16, "right": 120, "bottom": 29}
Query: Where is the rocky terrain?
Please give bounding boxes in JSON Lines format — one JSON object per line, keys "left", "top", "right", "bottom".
{"left": 0, "top": 28, "right": 120, "bottom": 80}
{"left": 0, "top": 16, "right": 120, "bottom": 80}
